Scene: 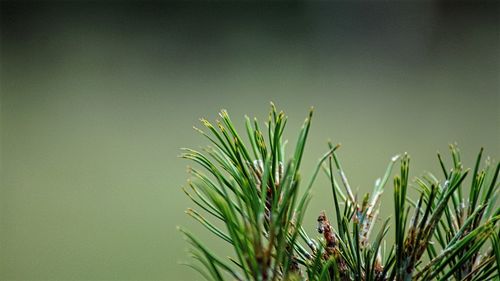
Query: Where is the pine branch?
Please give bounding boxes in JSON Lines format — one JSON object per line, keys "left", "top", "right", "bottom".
{"left": 180, "top": 105, "right": 499, "bottom": 281}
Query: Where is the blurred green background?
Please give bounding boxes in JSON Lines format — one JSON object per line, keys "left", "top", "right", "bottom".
{"left": 1, "top": 1, "right": 498, "bottom": 280}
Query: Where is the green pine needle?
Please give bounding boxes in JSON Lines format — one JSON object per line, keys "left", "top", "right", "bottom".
{"left": 180, "top": 105, "right": 499, "bottom": 281}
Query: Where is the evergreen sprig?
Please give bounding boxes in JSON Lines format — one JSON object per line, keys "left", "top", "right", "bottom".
{"left": 180, "top": 105, "right": 499, "bottom": 281}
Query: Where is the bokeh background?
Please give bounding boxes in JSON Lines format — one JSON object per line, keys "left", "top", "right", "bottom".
{"left": 1, "top": 1, "right": 498, "bottom": 280}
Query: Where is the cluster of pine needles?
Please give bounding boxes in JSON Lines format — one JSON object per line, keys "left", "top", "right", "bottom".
{"left": 179, "top": 104, "right": 499, "bottom": 281}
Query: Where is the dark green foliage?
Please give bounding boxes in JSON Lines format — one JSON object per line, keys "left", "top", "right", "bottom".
{"left": 180, "top": 105, "right": 499, "bottom": 281}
